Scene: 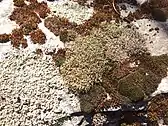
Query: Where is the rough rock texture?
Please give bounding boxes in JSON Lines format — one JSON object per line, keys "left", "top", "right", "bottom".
{"left": 0, "top": 50, "right": 82, "bottom": 126}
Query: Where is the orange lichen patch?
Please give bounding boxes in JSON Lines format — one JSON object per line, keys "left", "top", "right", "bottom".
{"left": 13, "top": 0, "right": 26, "bottom": 7}
{"left": 148, "top": 94, "right": 168, "bottom": 124}
{"left": 0, "top": 34, "right": 10, "bottom": 43}
{"left": 9, "top": 7, "right": 41, "bottom": 26}
{"left": 44, "top": 16, "right": 77, "bottom": 36}
{"left": 30, "top": 29, "right": 46, "bottom": 44}
{"left": 10, "top": 29, "right": 28, "bottom": 48}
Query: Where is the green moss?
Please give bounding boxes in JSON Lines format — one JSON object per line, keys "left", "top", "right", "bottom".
{"left": 118, "top": 69, "right": 145, "bottom": 102}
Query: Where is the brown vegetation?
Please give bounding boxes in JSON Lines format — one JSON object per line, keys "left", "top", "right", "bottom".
{"left": 30, "top": 29, "right": 46, "bottom": 44}
{"left": 10, "top": 29, "right": 28, "bottom": 48}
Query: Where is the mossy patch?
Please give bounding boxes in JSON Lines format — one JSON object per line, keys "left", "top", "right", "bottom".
{"left": 30, "top": 29, "right": 46, "bottom": 44}
{"left": 79, "top": 84, "right": 107, "bottom": 113}
{"left": 118, "top": 53, "right": 168, "bottom": 101}
{"left": 60, "top": 22, "right": 146, "bottom": 93}
{"left": 13, "top": 0, "right": 26, "bottom": 7}
{"left": 118, "top": 69, "right": 146, "bottom": 102}
{"left": 60, "top": 21, "right": 168, "bottom": 112}
{"left": 10, "top": 28, "right": 28, "bottom": 48}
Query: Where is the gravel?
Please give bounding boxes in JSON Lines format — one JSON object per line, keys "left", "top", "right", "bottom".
{"left": 0, "top": 50, "right": 83, "bottom": 126}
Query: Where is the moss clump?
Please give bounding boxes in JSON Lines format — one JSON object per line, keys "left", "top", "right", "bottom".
{"left": 52, "top": 49, "right": 66, "bottom": 67}
{"left": 79, "top": 85, "right": 107, "bottom": 112}
{"left": 59, "top": 29, "right": 76, "bottom": 43}
{"left": 148, "top": 94, "right": 168, "bottom": 125}
{"left": 60, "top": 22, "right": 146, "bottom": 93}
{"left": 118, "top": 70, "right": 145, "bottom": 102}
{"left": 33, "top": 2, "right": 50, "bottom": 18}
{"left": 20, "top": 21, "right": 38, "bottom": 35}
{"left": 137, "top": 54, "right": 168, "bottom": 78}
{"left": 30, "top": 29, "right": 46, "bottom": 44}
{"left": 10, "top": 29, "right": 28, "bottom": 48}
{"left": 9, "top": 7, "right": 41, "bottom": 26}
{"left": 60, "top": 29, "right": 107, "bottom": 92}
{"left": 44, "top": 16, "right": 77, "bottom": 36}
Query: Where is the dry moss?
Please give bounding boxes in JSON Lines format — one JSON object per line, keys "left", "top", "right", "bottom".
{"left": 60, "top": 22, "right": 146, "bottom": 93}
{"left": 20, "top": 21, "right": 38, "bottom": 35}
{"left": 148, "top": 94, "right": 168, "bottom": 125}
{"left": 30, "top": 29, "right": 46, "bottom": 44}
{"left": 10, "top": 28, "right": 28, "bottom": 48}
{"left": 26, "top": 1, "right": 50, "bottom": 18}
{"left": 9, "top": 7, "right": 41, "bottom": 26}
{"left": 60, "top": 29, "right": 107, "bottom": 92}
{"left": 44, "top": 16, "right": 77, "bottom": 36}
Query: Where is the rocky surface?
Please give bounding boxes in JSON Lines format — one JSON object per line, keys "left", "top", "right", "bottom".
{"left": 0, "top": 50, "right": 83, "bottom": 126}
{"left": 1, "top": 0, "right": 168, "bottom": 125}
